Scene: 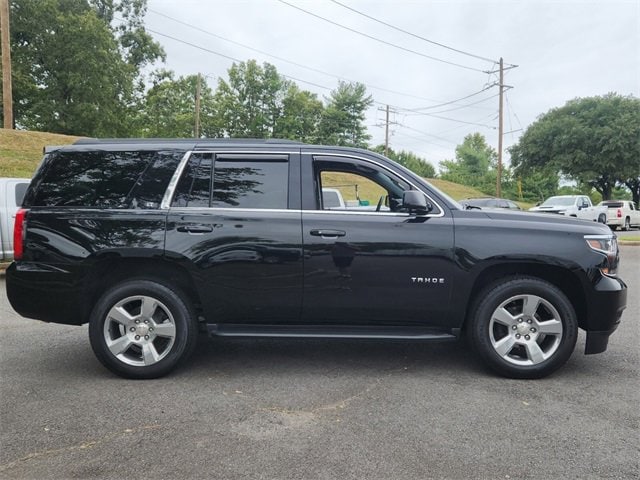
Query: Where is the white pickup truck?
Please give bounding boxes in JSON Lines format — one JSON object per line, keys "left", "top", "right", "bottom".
{"left": 1, "top": 178, "right": 31, "bottom": 261}
{"left": 598, "top": 200, "right": 640, "bottom": 230}
{"left": 529, "top": 195, "right": 607, "bottom": 223}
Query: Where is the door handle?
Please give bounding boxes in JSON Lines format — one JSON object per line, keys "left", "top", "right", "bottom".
{"left": 310, "top": 229, "right": 346, "bottom": 238}
{"left": 177, "top": 224, "right": 214, "bottom": 234}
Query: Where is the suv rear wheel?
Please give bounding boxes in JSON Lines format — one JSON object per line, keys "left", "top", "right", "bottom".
{"left": 469, "top": 276, "right": 578, "bottom": 379}
{"left": 89, "top": 280, "right": 198, "bottom": 379}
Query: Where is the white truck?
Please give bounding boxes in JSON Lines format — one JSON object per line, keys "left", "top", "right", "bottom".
{"left": 1, "top": 178, "right": 31, "bottom": 261}
{"left": 598, "top": 200, "right": 640, "bottom": 231}
{"left": 529, "top": 195, "right": 607, "bottom": 223}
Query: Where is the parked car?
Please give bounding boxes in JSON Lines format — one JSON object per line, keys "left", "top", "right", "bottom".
{"left": 460, "top": 197, "right": 522, "bottom": 210}
{"left": 0, "top": 178, "right": 30, "bottom": 262}
{"left": 598, "top": 200, "right": 640, "bottom": 231}
{"left": 6, "top": 139, "right": 627, "bottom": 380}
{"left": 529, "top": 195, "right": 607, "bottom": 223}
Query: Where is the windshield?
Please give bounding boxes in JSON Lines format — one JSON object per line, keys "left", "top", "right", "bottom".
{"left": 541, "top": 196, "right": 576, "bottom": 207}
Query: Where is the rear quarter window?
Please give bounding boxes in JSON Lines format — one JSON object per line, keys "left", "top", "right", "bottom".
{"left": 28, "top": 150, "right": 184, "bottom": 208}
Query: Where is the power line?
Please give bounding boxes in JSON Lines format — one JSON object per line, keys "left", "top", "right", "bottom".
{"left": 398, "top": 84, "right": 498, "bottom": 112}
{"left": 405, "top": 93, "right": 499, "bottom": 116}
{"left": 148, "top": 8, "right": 488, "bottom": 105}
{"left": 329, "top": 0, "right": 501, "bottom": 64}
{"left": 142, "top": 26, "right": 335, "bottom": 91}
{"left": 276, "top": 0, "right": 488, "bottom": 73}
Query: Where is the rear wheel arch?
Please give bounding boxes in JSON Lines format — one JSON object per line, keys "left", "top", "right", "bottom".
{"left": 86, "top": 257, "right": 203, "bottom": 322}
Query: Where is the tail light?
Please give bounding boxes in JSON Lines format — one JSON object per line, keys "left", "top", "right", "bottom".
{"left": 617, "top": 208, "right": 622, "bottom": 218}
{"left": 13, "top": 208, "right": 27, "bottom": 260}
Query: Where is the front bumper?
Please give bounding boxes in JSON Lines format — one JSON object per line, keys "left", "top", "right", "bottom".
{"left": 583, "top": 274, "right": 627, "bottom": 354}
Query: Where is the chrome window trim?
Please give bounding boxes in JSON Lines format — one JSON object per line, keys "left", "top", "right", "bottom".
{"left": 161, "top": 151, "right": 193, "bottom": 210}
{"left": 161, "top": 149, "right": 446, "bottom": 218}
{"left": 308, "top": 152, "right": 445, "bottom": 218}
{"left": 167, "top": 206, "right": 414, "bottom": 218}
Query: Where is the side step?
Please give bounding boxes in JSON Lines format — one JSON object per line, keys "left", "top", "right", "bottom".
{"left": 207, "top": 324, "right": 457, "bottom": 341}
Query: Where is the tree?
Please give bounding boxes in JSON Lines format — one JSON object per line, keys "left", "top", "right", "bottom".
{"left": 317, "top": 81, "right": 373, "bottom": 148}
{"left": 439, "top": 133, "right": 498, "bottom": 194}
{"left": 211, "top": 60, "right": 288, "bottom": 138}
{"left": 372, "top": 145, "right": 436, "bottom": 177}
{"left": 4, "top": 0, "right": 163, "bottom": 136}
{"left": 138, "top": 71, "right": 216, "bottom": 138}
{"left": 510, "top": 93, "right": 640, "bottom": 202}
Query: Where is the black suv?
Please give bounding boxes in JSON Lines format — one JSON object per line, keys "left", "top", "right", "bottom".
{"left": 6, "top": 139, "right": 627, "bottom": 379}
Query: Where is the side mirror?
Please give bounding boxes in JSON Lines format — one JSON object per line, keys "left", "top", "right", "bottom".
{"left": 402, "top": 190, "right": 431, "bottom": 215}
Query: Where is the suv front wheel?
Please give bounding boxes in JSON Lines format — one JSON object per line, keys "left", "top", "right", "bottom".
{"left": 469, "top": 276, "right": 578, "bottom": 379}
{"left": 89, "top": 280, "right": 198, "bottom": 379}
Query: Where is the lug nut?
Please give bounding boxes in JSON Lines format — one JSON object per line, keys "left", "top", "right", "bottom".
{"left": 512, "top": 325, "right": 517, "bottom": 330}
{"left": 525, "top": 335, "right": 530, "bottom": 340}
{"left": 135, "top": 320, "right": 140, "bottom": 324}
{"left": 149, "top": 327, "right": 154, "bottom": 332}
{"left": 144, "top": 320, "right": 149, "bottom": 324}
{"left": 516, "top": 334, "right": 521, "bottom": 339}
{"left": 530, "top": 328, "right": 537, "bottom": 333}
{"left": 130, "top": 327, "right": 135, "bottom": 332}
{"left": 144, "top": 335, "right": 150, "bottom": 340}
{"left": 518, "top": 319, "right": 523, "bottom": 323}
{"left": 135, "top": 335, "right": 140, "bottom": 340}
{"left": 527, "top": 319, "right": 533, "bottom": 324}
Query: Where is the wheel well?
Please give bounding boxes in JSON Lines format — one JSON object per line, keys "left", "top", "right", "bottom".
{"left": 464, "top": 263, "right": 587, "bottom": 330}
{"left": 86, "top": 257, "right": 203, "bottom": 320}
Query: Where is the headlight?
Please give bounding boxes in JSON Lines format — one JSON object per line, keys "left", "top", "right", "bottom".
{"left": 585, "top": 234, "right": 619, "bottom": 276}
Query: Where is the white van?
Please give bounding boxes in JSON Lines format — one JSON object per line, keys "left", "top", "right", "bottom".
{"left": 1, "top": 178, "right": 31, "bottom": 261}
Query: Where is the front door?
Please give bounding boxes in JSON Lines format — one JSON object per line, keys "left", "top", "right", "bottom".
{"left": 301, "top": 152, "right": 455, "bottom": 328}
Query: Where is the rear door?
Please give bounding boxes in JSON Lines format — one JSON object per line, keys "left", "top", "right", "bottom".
{"left": 165, "top": 149, "right": 303, "bottom": 324}
{"left": 300, "top": 151, "right": 455, "bottom": 327}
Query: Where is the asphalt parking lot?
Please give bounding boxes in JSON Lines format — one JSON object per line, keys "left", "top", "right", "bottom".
{"left": 1, "top": 247, "right": 638, "bottom": 480}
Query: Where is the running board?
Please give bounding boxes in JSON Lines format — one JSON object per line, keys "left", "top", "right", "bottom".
{"left": 206, "top": 324, "right": 457, "bottom": 341}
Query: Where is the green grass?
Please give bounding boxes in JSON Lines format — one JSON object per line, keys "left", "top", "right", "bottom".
{"left": 619, "top": 236, "right": 640, "bottom": 242}
{"left": 0, "top": 129, "right": 79, "bottom": 177}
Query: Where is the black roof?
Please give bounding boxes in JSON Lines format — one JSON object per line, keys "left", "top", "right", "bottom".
{"left": 73, "top": 137, "right": 304, "bottom": 145}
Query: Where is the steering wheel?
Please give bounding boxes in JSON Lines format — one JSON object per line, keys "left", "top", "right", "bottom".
{"left": 375, "top": 195, "right": 384, "bottom": 212}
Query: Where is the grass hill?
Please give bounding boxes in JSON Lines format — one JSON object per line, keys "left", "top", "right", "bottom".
{"left": 0, "top": 129, "right": 502, "bottom": 203}
{"left": 0, "top": 129, "right": 79, "bottom": 177}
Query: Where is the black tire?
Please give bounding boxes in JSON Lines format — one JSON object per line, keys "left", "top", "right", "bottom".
{"left": 89, "top": 279, "right": 198, "bottom": 379}
{"left": 623, "top": 217, "right": 630, "bottom": 231}
{"left": 468, "top": 276, "right": 578, "bottom": 379}
{"left": 598, "top": 213, "right": 607, "bottom": 224}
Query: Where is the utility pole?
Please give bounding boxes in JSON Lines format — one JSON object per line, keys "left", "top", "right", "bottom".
{"left": 1, "top": 0, "right": 13, "bottom": 129}
{"left": 194, "top": 73, "right": 201, "bottom": 138}
{"left": 384, "top": 104, "right": 390, "bottom": 157}
{"left": 496, "top": 57, "right": 504, "bottom": 197}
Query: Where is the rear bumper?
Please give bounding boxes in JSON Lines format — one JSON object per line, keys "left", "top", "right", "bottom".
{"left": 5, "top": 262, "right": 88, "bottom": 325}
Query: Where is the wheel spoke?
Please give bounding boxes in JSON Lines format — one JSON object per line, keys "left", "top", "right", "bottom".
{"left": 522, "top": 295, "right": 541, "bottom": 318}
{"left": 494, "top": 335, "right": 517, "bottom": 358}
{"left": 492, "top": 307, "right": 516, "bottom": 327}
{"left": 525, "top": 341, "right": 546, "bottom": 364}
{"left": 109, "top": 306, "right": 134, "bottom": 326}
{"left": 107, "top": 335, "right": 133, "bottom": 356}
{"left": 153, "top": 322, "right": 176, "bottom": 338}
{"left": 140, "top": 296, "right": 158, "bottom": 320}
{"left": 142, "top": 342, "right": 161, "bottom": 365}
{"left": 537, "top": 319, "right": 563, "bottom": 335}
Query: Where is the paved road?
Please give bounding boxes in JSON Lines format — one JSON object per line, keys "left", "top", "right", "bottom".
{"left": 1, "top": 248, "right": 638, "bottom": 479}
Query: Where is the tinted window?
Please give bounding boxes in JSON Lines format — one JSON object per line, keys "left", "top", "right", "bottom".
{"left": 31, "top": 150, "right": 159, "bottom": 208}
{"left": 212, "top": 160, "right": 288, "bottom": 209}
{"left": 130, "top": 151, "right": 184, "bottom": 209}
{"left": 172, "top": 153, "right": 212, "bottom": 207}
{"left": 15, "top": 182, "right": 29, "bottom": 206}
